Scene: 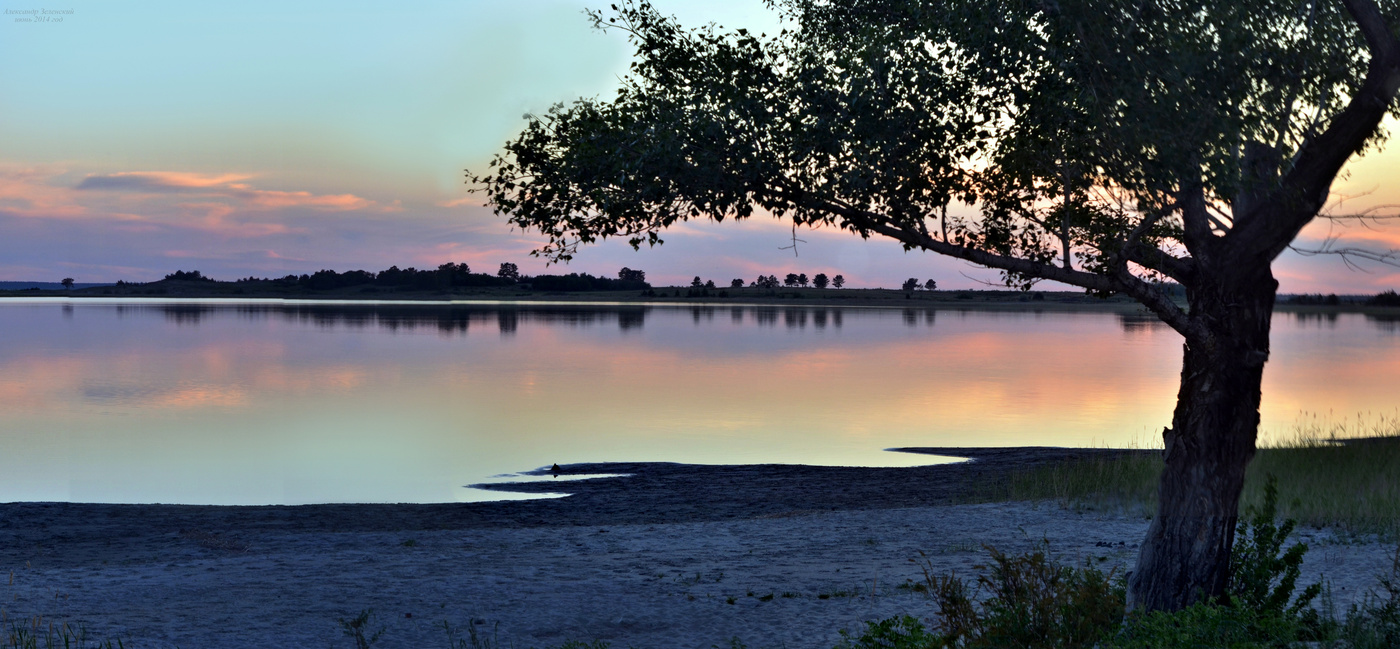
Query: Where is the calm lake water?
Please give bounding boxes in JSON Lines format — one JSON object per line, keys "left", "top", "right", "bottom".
{"left": 1, "top": 298, "right": 1396, "bottom": 505}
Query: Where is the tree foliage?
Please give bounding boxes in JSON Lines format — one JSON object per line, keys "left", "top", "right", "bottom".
{"left": 164, "top": 270, "right": 215, "bottom": 282}
{"left": 755, "top": 274, "right": 781, "bottom": 288}
{"left": 471, "top": 0, "right": 1399, "bottom": 337}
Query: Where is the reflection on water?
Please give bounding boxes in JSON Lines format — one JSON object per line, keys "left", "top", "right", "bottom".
{"left": 157, "top": 303, "right": 654, "bottom": 335}
{"left": 1, "top": 298, "right": 1396, "bottom": 505}
{"left": 143, "top": 303, "right": 907, "bottom": 335}
{"left": 1364, "top": 313, "right": 1400, "bottom": 333}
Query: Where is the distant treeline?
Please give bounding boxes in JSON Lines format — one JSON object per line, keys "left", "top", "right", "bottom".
{"left": 157, "top": 264, "right": 650, "bottom": 292}
{"left": 1368, "top": 290, "right": 1400, "bottom": 306}
{"left": 1281, "top": 290, "right": 1400, "bottom": 306}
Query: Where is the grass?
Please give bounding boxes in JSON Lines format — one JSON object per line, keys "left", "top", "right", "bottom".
{"left": 2, "top": 616, "right": 125, "bottom": 649}
{"left": 998, "top": 413, "right": 1400, "bottom": 539}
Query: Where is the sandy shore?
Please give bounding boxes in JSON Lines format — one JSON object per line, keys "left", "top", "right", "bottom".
{"left": 2, "top": 448, "right": 1394, "bottom": 648}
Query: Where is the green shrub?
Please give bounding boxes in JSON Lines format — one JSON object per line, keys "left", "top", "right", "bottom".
{"left": 960, "top": 545, "right": 1123, "bottom": 649}
{"left": 1110, "top": 477, "right": 1324, "bottom": 648}
{"left": 833, "top": 615, "right": 941, "bottom": 649}
{"left": 1108, "top": 601, "right": 1300, "bottom": 649}
{"left": 852, "top": 544, "right": 1125, "bottom": 649}
{"left": 1230, "top": 476, "right": 1321, "bottom": 622}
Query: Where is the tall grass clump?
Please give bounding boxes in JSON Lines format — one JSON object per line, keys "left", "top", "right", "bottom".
{"left": 1244, "top": 413, "right": 1400, "bottom": 539}
{"left": 1001, "top": 450, "right": 1162, "bottom": 514}
{"left": 2, "top": 616, "right": 124, "bottom": 649}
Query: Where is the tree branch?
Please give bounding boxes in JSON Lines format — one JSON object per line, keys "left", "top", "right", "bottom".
{"left": 760, "top": 186, "right": 1208, "bottom": 341}
{"left": 1231, "top": 0, "right": 1400, "bottom": 264}
{"left": 1180, "top": 185, "right": 1218, "bottom": 264}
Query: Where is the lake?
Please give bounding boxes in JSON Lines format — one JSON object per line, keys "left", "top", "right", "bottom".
{"left": 1, "top": 298, "right": 1396, "bottom": 505}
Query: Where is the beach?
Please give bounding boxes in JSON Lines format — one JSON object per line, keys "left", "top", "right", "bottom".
{"left": 2, "top": 449, "right": 1393, "bottom": 648}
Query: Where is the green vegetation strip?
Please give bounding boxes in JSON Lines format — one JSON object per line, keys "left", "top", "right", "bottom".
{"left": 995, "top": 432, "right": 1400, "bottom": 540}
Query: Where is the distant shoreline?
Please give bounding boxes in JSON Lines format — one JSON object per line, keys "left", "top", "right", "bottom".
{"left": 3, "top": 286, "right": 1397, "bottom": 315}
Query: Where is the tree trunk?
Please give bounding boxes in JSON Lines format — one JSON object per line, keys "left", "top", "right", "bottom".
{"left": 1126, "top": 271, "right": 1278, "bottom": 611}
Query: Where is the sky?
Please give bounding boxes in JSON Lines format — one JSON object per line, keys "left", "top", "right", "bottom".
{"left": 2, "top": 1, "right": 1398, "bottom": 292}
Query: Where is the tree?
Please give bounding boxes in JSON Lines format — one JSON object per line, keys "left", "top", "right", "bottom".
{"left": 619, "top": 267, "right": 647, "bottom": 282}
{"left": 705, "top": 279, "right": 717, "bottom": 289}
{"left": 924, "top": 279, "right": 937, "bottom": 291}
{"left": 832, "top": 275, "right": 845, "bottom": 289}
{"left": 754, "top": 274, "right": 780, "bottom": 289}
{"left": 164, "top": 270, "right": 212, "bottom": 282}
{"left": 497, "top": 262, "right": 519, "bottom": 281}
{"left": 902, "top": 277, "right": 920, "bottom": 292}
{"left": 731, "top": 278, "right": 745, "bottom": 288}
{"left": 783, "top": 273, "right": 800, "bottom": 287}
{"left": 813, "top": 273, "right": 829, "bottom": 289}
{"left": 692, "top": 275, "right": 704, "bottom": 287}
{"left": 472, "top": 0, "right": 1398, "bottom": 608}
{"left": 60, "top": 278, "right": 74, "bottom": 289}
{"left": 798, "top": 273, "right": 809, "bottom": 287}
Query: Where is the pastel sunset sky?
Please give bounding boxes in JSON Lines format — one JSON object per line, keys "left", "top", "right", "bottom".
{"left": 3, "top": 1, "right": 1398, "bottom": 291}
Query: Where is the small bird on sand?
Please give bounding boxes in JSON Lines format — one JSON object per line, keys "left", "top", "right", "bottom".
{"left": 550, "top": 463, "right": 562, "bottom": 478}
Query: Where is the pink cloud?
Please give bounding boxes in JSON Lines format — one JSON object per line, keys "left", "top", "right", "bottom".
{"left": 77, "top": 171, "right": 379, "bottom": 213}
{"left": 174, "top": 202, "right": 299, "bottom": 238}
{"left": 0, "top": 165, "right": 87, "bottom": 218}
{"left": 231, "top": 187, "right": 373, "bottom": 211}
{"left": 437, "top": 196, "right": 480, "bottom": 208}
{"left": 78, "top": 171, "right": 255, "bottom": 190}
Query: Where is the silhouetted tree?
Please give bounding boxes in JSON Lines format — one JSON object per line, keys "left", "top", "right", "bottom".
{"left": 619, "top": 267, "right": 647, "bottom": 282}
{"left": 730, "top": 278, "right": 745, "bottom": 288}
{"left": 797, "top": 273, "right": 809, "bottom": 287}
{"left": 164, "top": 270, "right": 214, "bottom": 282}
{"left": 60, "top": 278, "right": 74, "bottom": 289}
{"left": 437, "top": 262, "right": 473, "bottom": 288}
{"left": 691, "top": 276, "right": 704, "bottom": 287}
{"left": 472, "top": 0, "right": 1400, "bottom": 610}
{"left": 704, "top": 279, "right": 716, "bottom": 289}
{"left": 813, "top": 273, "right": 829, "bottom": 289}
{"left": 924, "top": 279, "right": 937, "bottom": 291}
{"left": 832, "top": 275, "right": 845, "bottom": 289}
{"left": 1368, "top": 290, "right": 1400, "bottom": 306}
{"left": 532, "top": 272, "right": 648, "bottom": 291}
{"left": 783, "top": 273, "right": 800, "bottom": 287}
{"left": 753, "top": 274, "right": 780, "bottom": 289}
{"left": 902, "top": 278, "right": 919, "bottom": 292}
{"left": 497, "top": 263, "right": 519, "bottom": 281}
